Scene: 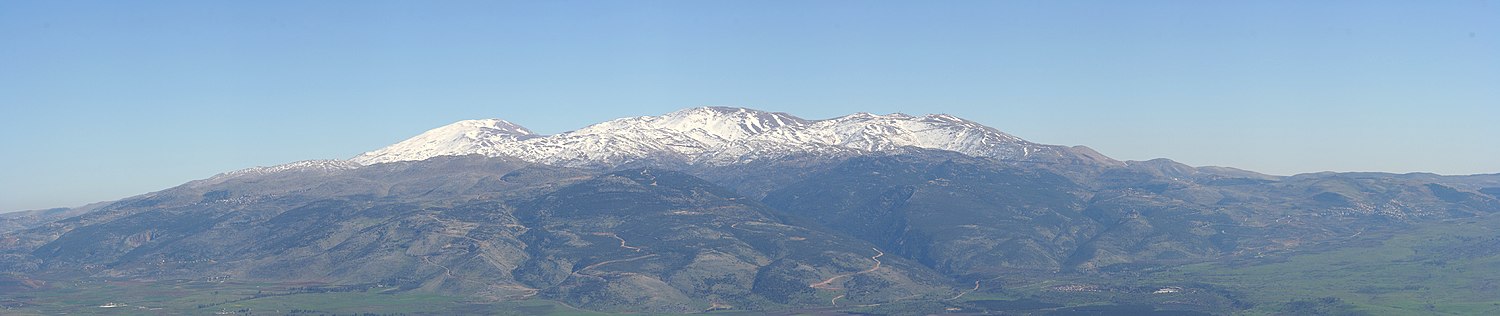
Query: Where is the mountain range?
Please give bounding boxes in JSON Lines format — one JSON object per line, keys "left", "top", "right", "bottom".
{"left": 3, "top": 106, "right": 1498, "bottom": 315}
{"left": 351, "top": 106, "right": 1107, "bottom": 167}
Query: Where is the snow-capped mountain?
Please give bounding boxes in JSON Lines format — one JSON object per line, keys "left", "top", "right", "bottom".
{"left": 703, "top": 112, "right": 1062, "bottom": 163}
{"left": 352, "top": 118, "right": 537, "bottom": 165}
{"left": 351, "top": 106, "right": 1104, "bottom": 167}
{"left": 490, "top": 107, "right": 810, "bottom": 166}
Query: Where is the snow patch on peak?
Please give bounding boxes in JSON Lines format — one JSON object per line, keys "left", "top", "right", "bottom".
{"left": 924, "top": 113, "right": 966, "bottom": 123}
{"left": 448, "top": 118, "right": 534, "bottom": 136}
{"left": 211, "top": 159, "right": 360, "bottom": 180}
{"left": 351, "top": 118, "right": 539, "bottom": 165}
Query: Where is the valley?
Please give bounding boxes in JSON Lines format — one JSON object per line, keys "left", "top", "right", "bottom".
{"left": 8, "top": 212, "right": 1498, "bottom": 315}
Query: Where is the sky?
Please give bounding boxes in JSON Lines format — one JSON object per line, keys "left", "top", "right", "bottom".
{"left": 2, "top": 1, "right": 1497, "bottom": 212}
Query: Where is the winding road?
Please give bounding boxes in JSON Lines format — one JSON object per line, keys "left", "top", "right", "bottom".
{"left": 575, "top": 232, "right": 654, "bottom": 274}
{"left": 602, "top": 233, "right": 641, "bottom": 252}
{"left": 946, "top": 280, "right": 982, "bottom": 301}
{"left": 810, "top": 247, "right": 885, "bottom": 290}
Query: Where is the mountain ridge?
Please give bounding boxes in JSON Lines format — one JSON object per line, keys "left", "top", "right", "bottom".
{"left": 350, "top": 106, "right": 1110, "bottom": 168}
{"left": 6, "top": 106, "right": 1499, "bottom": 314}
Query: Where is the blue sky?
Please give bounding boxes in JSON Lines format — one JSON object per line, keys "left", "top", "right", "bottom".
{"left": 2, "top": 1, "right": 1497, "bottom": 212}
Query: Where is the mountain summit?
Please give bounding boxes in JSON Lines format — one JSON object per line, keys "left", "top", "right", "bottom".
{"left": 351, "top": 118, "right": 537, "bottom": 165}
{"left": 352, "top": 106, "right": 1109, "bottom": 167}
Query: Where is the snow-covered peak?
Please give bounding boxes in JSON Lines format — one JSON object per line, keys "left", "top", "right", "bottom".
{"left": 835, "top": 112, "right": 914, "bottom": 121}
{"left": 447, "top": 118, "right": 534, "bottom": 136}
{"left": 486, "top": 107, "right": 809, "bottom": 166}
{"left": 572, "top": 107, "right": 800, "bottom": 136}
{"left": 704, "top": 111, "right": 1034, "bottom": 162}
{"left": 351, "top": 107, "right": 1102, "bottom": 167}
{"left": 351, "top": 119, "right": 537, "bottom": 165}
{"left": 925, "top": 113, "right": 966, "bottom": 123}
{"left": 628, "top": 106, "right": 806, "bottom": 142}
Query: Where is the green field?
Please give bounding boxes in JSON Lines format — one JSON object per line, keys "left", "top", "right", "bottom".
{"left": 3, "top": 280, "right": 473, "bottom": 315}
{"left": 1152, "top": 215, "right": 1500, "bottom": 315}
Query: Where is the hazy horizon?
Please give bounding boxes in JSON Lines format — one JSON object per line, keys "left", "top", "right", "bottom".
{"left": 3, "top": 1, "right": 1497, "bottom": 212}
